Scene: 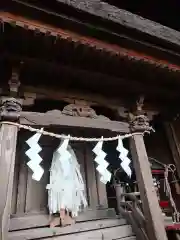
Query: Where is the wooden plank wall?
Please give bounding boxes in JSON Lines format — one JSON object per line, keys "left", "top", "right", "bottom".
{"left": 11, "top": 131, "right": 106, "bottom": 217}
{"left": 9, "top": 130, "right": 134, "bottom": 240}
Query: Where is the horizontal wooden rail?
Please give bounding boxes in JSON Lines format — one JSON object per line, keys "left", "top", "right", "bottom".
{"left": 19, "top": 111, "right": 130, "bottom": 133}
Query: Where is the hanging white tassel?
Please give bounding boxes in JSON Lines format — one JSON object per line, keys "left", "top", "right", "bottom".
{"left": 46, "top": 139, "right": 87, "bottom": 217}
{"left": 93, "top": 138, "right": 111, "bottom": 184}
{"left": 25, "top": 128, "right": 44, "bottom": 181}
{"left": 117, "top": 137, "right": 132, "bottom": 177}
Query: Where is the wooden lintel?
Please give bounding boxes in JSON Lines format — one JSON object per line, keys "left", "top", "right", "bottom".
{"left": 57, "top": 0, "right": 180, "bottom": 47}
{"left": 20, "top": 111, "right": 130, "bottom": 133}
{"left": 21, "top": 85, "right": 161, "bottom": 112}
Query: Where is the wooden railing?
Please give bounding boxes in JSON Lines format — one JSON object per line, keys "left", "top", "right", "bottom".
{"left": 117, "top": 192, "right": 149, "bottom": 240}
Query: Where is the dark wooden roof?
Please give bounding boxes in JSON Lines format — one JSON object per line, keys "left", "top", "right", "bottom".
{"left": 54, "top": 0, "right": 180, "bottom": 48}
{"left": 1, "top": 11, "right": 180, "bottom": 113}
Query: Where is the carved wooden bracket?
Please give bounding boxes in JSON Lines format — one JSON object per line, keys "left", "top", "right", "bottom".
{"left": 0, "top": 69, "right": 22, "bottom": 121}
{"left": 129, "top": 96, "right": 150, "bottom": 132}
{"left": 0, "top": 97, "right": 22, "bottom": 121}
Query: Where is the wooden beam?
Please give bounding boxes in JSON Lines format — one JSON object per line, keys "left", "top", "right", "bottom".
{"left": 130, "top": 134, "right": 168, "bottom": 240}
{"left": 57, "top": 0, "right": 180, "bottom": 47}
{"left": 21, "top": 85, "right": 168, "bottom": 113}
{"left": 7, "top": 54, "right": 180, "bottom": 101}
{"left": 22, "top": 85, "right": 125, "bottom": 109}
{"left": 20, "top": 111, "right": 130, "bottom": 133}
{"left": 0, "top": 124, "right": 19, "bottom": 240}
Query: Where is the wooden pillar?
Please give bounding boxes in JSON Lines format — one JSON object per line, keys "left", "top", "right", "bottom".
{"left": 164, "top": 122, "right": 180, "bottom": 177}
{"left": 115, "top": 183, "right": 125, "bottom": 214}
{"left": 0, "top": 72, "right": 22, "bottom": 240}
{"left": 96, "top": 172, "right": 108, "bottom": 208}
{"left": 85, "top": 144, "right": 98, "bottom": 209}
{"left": 85, "top": 143, "right": 108, "bottom": 209}
{"left": 129, "top": 113, "right": 168, "bottom": 240}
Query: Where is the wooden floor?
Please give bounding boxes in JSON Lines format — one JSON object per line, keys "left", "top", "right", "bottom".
{"left": 8, "top": 217, "right": 135, "bottom": 240}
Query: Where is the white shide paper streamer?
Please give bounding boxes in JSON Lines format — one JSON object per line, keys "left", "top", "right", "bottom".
{"left": 46, "top": 138, "right": 87, "bottom": 217}
{"left": 117, "top": 137, "right": 132, "bottom": 177}
{"left": 93, "top": 139, "right": 112, "bottom": 184}
{"left": 25, "top": 128, "right": 44, "bottom": 181}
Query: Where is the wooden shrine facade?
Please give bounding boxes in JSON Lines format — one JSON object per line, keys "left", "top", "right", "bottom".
{"left": 0, "top": 85, "right": 167, "bottom": 240}
{"left": 2, "top": 1, "right": 180, "bottom": 240}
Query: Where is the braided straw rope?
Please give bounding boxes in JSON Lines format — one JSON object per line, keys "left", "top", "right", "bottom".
{"left": 0, "top": 121, "right": 153, "bottom": 142}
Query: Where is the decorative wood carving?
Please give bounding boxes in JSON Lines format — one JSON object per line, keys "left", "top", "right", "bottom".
{"left": 1, "top": 69, "right": 22, "bottom": 121}
{"left": 62, "top": 103, "right": 97, "bottom": 118}
{"left": 47, "top": 101, "right": 110, "bottom": 120}
{"left": 129, "top": 97, "right": 151, "bottom": 132}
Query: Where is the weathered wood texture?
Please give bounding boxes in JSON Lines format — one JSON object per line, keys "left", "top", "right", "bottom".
{"left": 25, "top": 168, "right": 48, "bottom": 213}
{"left": 8, "top": 218, "right": 134, "bottom": 240}
{"left": 130, "top": 134, "right": 168, "bottom": 240}
{"left": 0, "top": 124, "right": 18, "bottom": 240}
{"left": 20, "top": 111, "right": 129, "bottom": 132}
{"left": 57, "top": 0, "right": 180, "bottom": 47}
{"left": 85, "top": 144, "right": 99, "bottom": 208}
{"left": 96, "top": 170, "right": 108, "bottom": 208}
{"left": 15, "top": 144, "right": 28, "bottom": 214}
{"left": 11, "top": 153, "right": 19, "bottom": 214}
{"left": 164, "top": 122, "right": 180, "bottom": 177}
{"left": 10, "top": 208, "right": 116, "bottom": 231}
{"left": 115, "top": 184, "right": 125, "bottom": 214}
{"left": 10, "top": 134, "right": 111, "bottom": 226}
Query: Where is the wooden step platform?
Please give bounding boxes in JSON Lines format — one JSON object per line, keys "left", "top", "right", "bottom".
{"left": 8, "top": 217, "right": 135, "bottom": 240}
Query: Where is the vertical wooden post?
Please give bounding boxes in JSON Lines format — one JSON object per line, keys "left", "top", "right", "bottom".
{"left": 0, "top": 71, "right": 22, "bottom": 240}
{"left": 129, "top": 112, "right": 168, "bottom": 240}
{"left": 0, "top": 124, "right": 19, "bottom": 240}
{"left": 115, "top": 183, "right": 125, "bottom": 214}
{"left": 96, "top": 172, "right": 108, "bottom": 208}
{"left": 164, "top": 122, "right": 180, "bottom": 177}
{"left": 85, "top": 145, "right": 98, "bottom": 209}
